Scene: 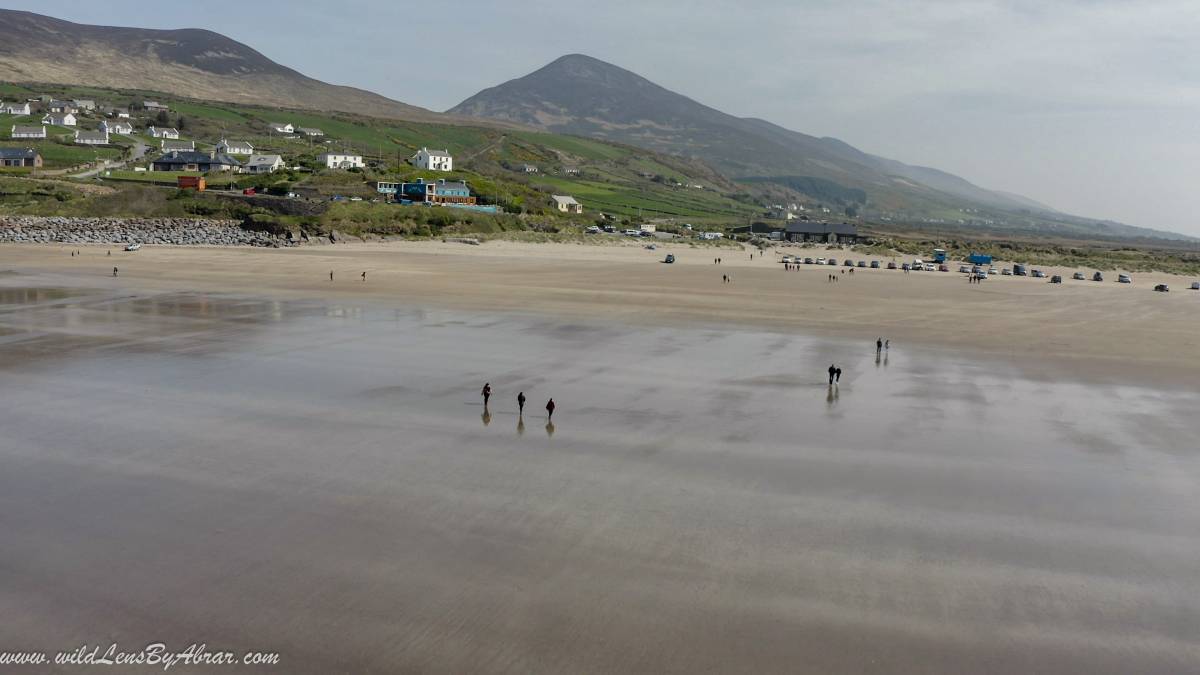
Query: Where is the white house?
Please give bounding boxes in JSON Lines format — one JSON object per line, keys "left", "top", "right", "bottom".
{"left": 148, "top": 126, "right": 180, "bottom": 139}
{"left": 99, "top": 119, "right": 133, "bottom": 135}
{"left": 74, "top": 130, "right": 109, "bottom": 146}
{"left": 161, "top": 139, "right": 195, "bottom": 152}
{"left": 42, "top": 113, "right": 77, "bottom": 127}
{"left": 143, "top": 101, "right": 168, "bottom": 111}
{"left": 410, "top": 147, "right": 453, "bottom": 172}
{"left": 318, "top": 153, "right": 364, "bottom": 170}
{"left": 269, "top": 122, "right": 294, "bottom": 135}
{"left": 243, "top": 154, "right": 285, "bottom": 174}
{"left": 48, "top": 100, "right": 77, "bottom": 114}
{"left": 216, "top": 139, "right": 254, "bottom": 155}
{"left": 73, "top": 99, "right": 97, "bottom": 111}
{"left": 2, "top": 102, "right": 31, "bottom": 115}
{"left": 11, "top": 125, "right": 47, "bottom": 139}
{"left": 520, "top": 163, "right": 538, "bottom": 173}
{"left": 112, "top": 108, "right": 131, "bottom": 119}
{"left": 296, "top": 127, "right": 324, "bottom": 137}
{"left": 551, "top": 195, "right": 583, "bottom": 214}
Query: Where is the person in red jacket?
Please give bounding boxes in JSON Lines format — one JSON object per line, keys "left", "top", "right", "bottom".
{"left": 545, "top": 398, "right": 556, "bottom": 421}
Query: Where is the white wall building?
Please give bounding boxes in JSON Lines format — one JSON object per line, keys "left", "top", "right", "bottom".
{"left": 11, "top": 125, "right": 47, "bottom": 139}
{"left": 2, "top": 102, "right": 32, "bottom": 115}
{"left": 318, "top": 153, "right": 364, "bottom": 170}
{"left": 216, "top": 139, "right": 254, "bottom": 155}
{"left": 410, "top": 147, "right": 453, "bottom": 172}
{"left": 269, "top": 123, "right": 294, "bottom": 135}
{"left": 551, "top": 195, "right": 583, "bottom": 214}
{"left": 99, "top": 119, "right": 133, "bottom": 135}
{"left": 243, "top": 154, "right": 285, "bottom": 174}
{"left": 148, "top": 126, "right": 180, "bottom": 139}
{"left": 42, "top": 113, "right": 77, "bottom": 127}
{"left": 74, "top": 130, "right": 109, "bottom": 145}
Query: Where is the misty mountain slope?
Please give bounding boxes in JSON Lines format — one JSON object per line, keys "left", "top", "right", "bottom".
{"left": 0, "top": 9, "right": 451, "bottom": 123}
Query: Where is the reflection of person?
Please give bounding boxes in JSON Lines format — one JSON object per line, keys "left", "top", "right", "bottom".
{"left": 517, "top": 391, "right": 526, "bottom": 414}
{"left": 481, "top": 383, "right": 492, "bottom": 406}
{"left": 545, "top": 422, "right": 556, "bottom": 438}
{"left": 481, "top": 409, "right": 492, "bottom": 427}
{"left": 546, "top": 398, "right": 556, "bottom": 421}
{"left": 517, "top": 417, "right": 525, "bottom": 436}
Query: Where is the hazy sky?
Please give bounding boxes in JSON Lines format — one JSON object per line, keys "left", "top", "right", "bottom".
{"left": 7, "top": 1, "right": 1199, "bottom": 235}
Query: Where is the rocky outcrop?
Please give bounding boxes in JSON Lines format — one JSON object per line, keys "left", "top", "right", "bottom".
{"left": 0, "top": 217, "right": 289, "bottom": 247}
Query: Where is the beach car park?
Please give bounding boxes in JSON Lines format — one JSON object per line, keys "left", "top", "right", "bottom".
{"left": 1118, "top": 274, "right": 1132, "bottom": 283}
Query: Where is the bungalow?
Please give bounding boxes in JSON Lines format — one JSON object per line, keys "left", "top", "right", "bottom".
{"left": 74, "top": 130, "right": 110, "bottom": 146}
{"left": 152, "top": 151, "right": 240, "bottom": 173}
{"left": 148, "top": 126, "right": 180, "bottom": 139}
{"left": 73, "top": 99, "right": 97, "bottom": 111}
{"left": 0, "top": 148, "right": 42, "bottom": 168}
{"left": 42, "top": 113, "right": 77, "bottom": 127}
{"left": 520, "top": 164, "right": 538, "bottom": 174}
{"left": 269, "top": 122, "right": 294, "bottom": 135}
{"left": 11, "top": 125, "right": 46, "bottom": 139}
{"left": 243, "top": 154, "right": 285, "bottom": 174}
{"left": 48, "top": 100, "right": 77, "bottom": 114}
{"left": 296, "top": 127, "right": 324, "bottom": 137}
{"left": 551, "top": 195, "right": 583, "bottom": 214}
{"left": 143, "top": 101, "right": 169, "bottom": 112}
{"left": 317, "top": 152, "right": 364, "bottom": 170}
{"left": 784, "top": 221, "right": 859, "bottom": 244}
{"left": 110, "top": 108, "right": 131, "bottom": 119}
{"left": 2, "top": 102, "right": 31, "bottom": 115}
{"left": 395, "top": 178, "right": 476, "bottom": 205}
{"left": 99, "top": 119, "right": 133, "bottom": 135}
{"left": 161, "top": 139, "right": 195, "bottom": 152}
{"left": 216, "top": 139, "right": 254, "bottom": 155}
{"left": 410, "top": 147, "right": 452, "bottom": 171}
{"left": 563, "top": 166, "right": 581, "bottom": 175}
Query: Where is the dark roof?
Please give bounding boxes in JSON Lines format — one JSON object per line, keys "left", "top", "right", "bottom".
{"left": 785, "top": 221, "right": 858, "bottom": 236}
{"left": 0, "top": 148, "right": 38, "bottom": 160}
{"left": 155, "top": 151, "right": 241, "bottom": 166}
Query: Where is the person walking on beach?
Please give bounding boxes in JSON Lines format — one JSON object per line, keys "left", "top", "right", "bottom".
{"left": 546, "top": 398, "right": 556, "bottom": 421}
{"left": 112, "top": 267, "right": 118, "bottom": 277}
{"left": 835, "top": 367, "right": 842, "bottom": 383}
{"left": 481, "top": 383, "right": 492, "bottom": 406}
{"left": 330, "top": 270, "right": 334, "bottom": 281}
{"left": 885, "top": 339, "right": 890, "bottom": 351}
{"left": 518, "top": 391, "right": 526, "bottom": 414}
{"left": 877, "top": 338, "right": 883, "bottom": 353}
{"left": 362, "top": 271, "right": 367, "bottom": 282}
{"left": 829, "top": 364, "right": 837, "bottom": 385}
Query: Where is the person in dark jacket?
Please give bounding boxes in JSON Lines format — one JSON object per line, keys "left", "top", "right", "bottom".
{"left": 828, "top": 364, "right": 837, "bottom": 385}
{"left": 481, "top": 383, "right": 492, "bottom": 406}
{"left": 517, "top": 391, "right": 526, "bottom": 414}
{"left": 546, "top": 398, "right": 556, "bottom": 420}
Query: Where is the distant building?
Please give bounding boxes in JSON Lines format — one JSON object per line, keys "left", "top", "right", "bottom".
{"left": 520, "top": 163, "right": 538, "bottom": 173}
{"left": 410, "top": 147, "right": 453, "bottom": 171}
{"left": 389, "top": 178, "right": 476, "bottom": 205}
{"left": 152, "top": 151, "right": 240, "bottom": 173}
{"left": 784, "top": 221, "right": 859, "bottom": 244}
{"left": 318, "top": 152, "right": 363, "bottom": 170}
{"left": 563, "top": 166, "right": 581, "bottom": 175}
{"left": 243, "top": 154, "right": 285, "bottom": 174}
{"left": 148, "top": 126, "right": 180, "bottom": 139}
{"left": 11, "top": 125, "right": 47, "bottom": 139}
{"left": 296, "top": 127, "right": 324, "bottom": 137}
{"left": 99, "top": 119, "right": 133, "bottom": 135}
{"left": 0, "top": 148, "right": 42, "bottom": 168}
{"left": 74, "top": 130, "right": 110, "bottom": 145}
{"left": 111, "top": 108, "right": 131, "bottom": 119}
{"left": 143, "top": 101, "right": 169, "bottom": 112}
{"left": 161, "top": 139, "right": 195, "bottom": 152}
{"left": 269, "top": 122, "right": 294, "bottom": 135}
{"left": 42, "top": 113, "right": 77, "bottom": 127}
{"left": 47, "top": 100, "right": 77, "bottom": 114}
{"left": 551, "top": 195, "right": 583, "bottom": 214}
{"left": 216, "top": 139, "right": 254, "bottom": 155}
{"left": 73, "top": 99, "right": 97, "bottom": 111}
{"left": 2, "top": 102, "right": 31, "bottom": 115}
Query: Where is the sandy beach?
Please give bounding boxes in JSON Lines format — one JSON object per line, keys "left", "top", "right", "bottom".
{"left": 0, "top": 241, "right": 1198, "bottom": 674}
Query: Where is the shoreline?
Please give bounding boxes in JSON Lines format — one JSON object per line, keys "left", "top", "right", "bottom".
{"left": 2, "top": 239, "right": 1198, "bottom": 387}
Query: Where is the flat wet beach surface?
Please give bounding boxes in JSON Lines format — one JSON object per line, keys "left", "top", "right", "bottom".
{"left": 0, "top": 285, "right": 1197, "bottom": 674}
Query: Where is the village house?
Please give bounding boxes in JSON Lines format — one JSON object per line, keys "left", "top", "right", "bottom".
{"left": 410, "top": 147, "right": 453, "bottom": 171}
{"left": 784, "top": 221, "right": 859, "bottom": 244}
{"left": 391, "top": 178, "right": 477, "bottom": 205}
{"left": 99, "top": 119, "right": 134, "bottom": 135}
{"left": 216, "top": 139, "right": 254, "bottom": 155}
{"left": 151, "top": 151, "right": 240, "bottom": 173}
{"left": 11, "top": 125, "right": 46, "bottom": 139}
{"left": 143, "top": 101, "right": 169, "bottom": 112}
{"left": 161, "top": 139, "right": 195, "bottom": 152}
{"left": 296, "top": 127, "right": 324, "bottom": 137}
{"left": 563, "top": 166, "right": 581, "bottom": 175}
{"left": 520, "top": 164, "right": 538, "bottom": 173}
{"left": 317, "top": 152, "right": 364, "bottom": 170}
{"left": 48, "top": 100, "right": 77, "bottom": 114}
{"left": 551, "top": 195, "right": 583, "bottom": 214}
{"left": 0, "top": 148, "right": 42, "bottom": 168}
{"left": 73, "top": 99, "right": 97, "bottom": 112}
{"left": 2, "top": 102, "right": 32, "bottom": 115}
{"left": 74, "top": 130, "right": 109, "bottom": 146}
{"left": 269, "top": 122, "right": 294, "bottom": 135}
{"left": 148, "top": 126, "right": 180, "bottom": 139}
{"left": 42, "top": 113, "right": 77, "bottom": 127}
{"left": 243, "top": 154, "right": 285, "bottom": 174}
{"left": 110, "top": 108, "right": 131, "bottom": 118}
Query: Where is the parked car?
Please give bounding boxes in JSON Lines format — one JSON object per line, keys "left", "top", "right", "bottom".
{"left": 988, "top": 267, "right": 998, "bottom": 275}
{"left": 1032, "top": 270, "right": 1046, "bottom": 278}
{"left": 781, "top": 255, "right": 794, "bottom": 264}
{"left": 1050, "top": 275, "right": 1062, "bottom": 284}
{"left": 870, "top": 261, "right": 881, "bottom": 269}
{"left": 1013, "top": 264, "right": 1027, "bottom": 276}
{"left": 586, "top": 226, "right": 601, "bottom": 234}
{"left": 1093, "top": 272, "right": 1104, "bottom": 282}
{"left": 827, "top": 258, "right": 838, "bottom": 265}
{"left": 887, "top": 262, "right": 897, "bottom": 269}
{"left": 958, "top": 265, "right": 971, "bottom": 273}
{"left": 1072, "top": 272, "right": 1085, "bottom": 280}
{"left": 1154, "top": 284, "right": 1170, "bottom": 292}
{"left": 663, "top": 254, "right": 675, "bottom": 264}
{"left": 124, "top": 243, "right": 142, "bottom": 252}
{"left": 938, "top": 264, "right": 949, "bottom": 272}
{"left": 1001, "top": 269, "right": 1012, "bottom": 276}
{"left": 816, "top": 258, "right": 826, "bottom": 265}
{"left": 1118, "top": 274, "right": 1132, "bottom": 283}
{"left": 804, "top": 258, "right": 814, "bottom": 264}
{"left": 858, "top": 261, "right": 867, "bottom": 268}
{"left": 844, "top": 259, "right": 855, "bottom": 266}
{"left": 624, "top": 229, "right": 640, "bottom": 236}
{"left": 924, "top": 264, "right": 936, "bottom": 272}
{"left": 1192, "top": 281, "right": 1200, "bottom": 290}
{"left": 242, "top": 188, "right": 256, "bottom": 196}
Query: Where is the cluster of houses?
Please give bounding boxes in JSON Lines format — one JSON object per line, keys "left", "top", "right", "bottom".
{"left": 268, "top": 122, "right": 325, "bottom": 138}
{"left": 2, "top": 97, "right": 172, "bottom": 148}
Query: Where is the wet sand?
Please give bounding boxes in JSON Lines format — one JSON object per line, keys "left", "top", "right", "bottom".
{"left": 0, "top": 281, "right": 1197, "bottom": 674}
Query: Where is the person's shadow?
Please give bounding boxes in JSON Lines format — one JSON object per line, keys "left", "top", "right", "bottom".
{"left": 826, "top": 384, "right": 840, "bottom": 409}
{"left": 481, "top": 407, "right": 492, "bottom": 427}
{"left": 517, "top": 416, "right": 525, "bottom": 436}
{"left": 875, "top": 352, "right": 882, "bottom": 368}
{"left": 545, "top": 421, "right": 556, "bottom": 438}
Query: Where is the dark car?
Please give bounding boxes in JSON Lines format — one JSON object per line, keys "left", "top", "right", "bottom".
{"left": 887, "top": 262, "right": 897, "bottom": 270}
{"left": 870, "top": 261, "right": 881, "bottom": 269}
{"left": 857, "top": 261, "right": 867, "bottom": 268}
{"left": 663, "top": 254, "right": 675, "bottom": 264}
{"left": 1093, "top": 272, "right": 1104, "bottom": 282}
{"left": 844, "top": 259, "right": 855, "bottom": 267}
{"left": 1050, "top": 275, "right": 1062, "bottom": 283}
{"left": 1072, "top": 272, "right": 1085, "bottom": 280}
{"left": 1154, "top": 284, "right": 1169, "bottom": 292}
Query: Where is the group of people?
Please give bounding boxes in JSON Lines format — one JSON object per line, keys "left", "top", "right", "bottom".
{"left": 712, "top": 257, "right": 724, "bottom": 265}
{"left": 482, "top": 383, "right": 555, "bottom": 420}
{"left": 827, "top": 364, "right": 843, "bottom": 384}
{"left": 722, "top": 274, "right": 733, "bottom": 284}
{"left": 876, "top": 337, "right": 890, "bottom": 352}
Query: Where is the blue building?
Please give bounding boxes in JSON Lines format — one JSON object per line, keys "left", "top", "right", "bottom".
{"left": 378, "top": 178, "right": 476, "bottom": 205}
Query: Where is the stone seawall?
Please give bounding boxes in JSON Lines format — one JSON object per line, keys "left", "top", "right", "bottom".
{"left": 0, "top": 217, "right": 288, "bottom": 247}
